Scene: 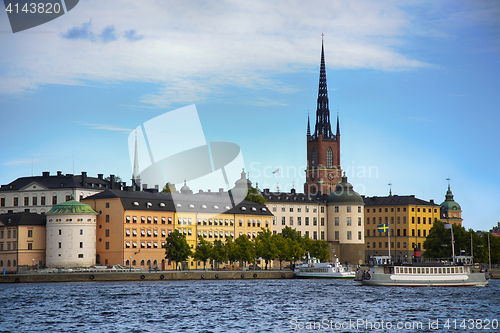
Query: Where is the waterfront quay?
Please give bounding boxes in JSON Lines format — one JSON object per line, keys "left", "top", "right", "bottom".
{"left": 0, "top": 269, "right": 294, "bottom": 283}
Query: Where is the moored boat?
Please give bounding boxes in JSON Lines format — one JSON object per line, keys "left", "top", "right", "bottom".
{"left": 355, "top": 255, "right": 489, "bottom": 287}
{"left": 294, "top": 257, "right": 355, "bottom": 279}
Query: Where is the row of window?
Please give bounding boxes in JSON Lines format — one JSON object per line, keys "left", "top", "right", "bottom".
{"left": 281, "top": 216, "right": 326, "bottom": 226}
{"left": 333, "top": 231, "right": 362, "bottom": 241}
{"left": 125, "top": 241, "right": 165, "bottom": 249}
{"left": 198, "top": 230, "right": 236, "bottom": 239}
{"left": 0, "top": 260, "right": 16, "bottom": 267}
{"left": 125, "top": 216, "right": 170, "bottom": 224}
{"left": 366, "top": 228, "right": 428, "bottom": 237}
{"left": 0, "top": 195, "right": 73, "bottom": 207}
{"left": 334, "top": 217, "right": 362, "bottom": 227}
{"left": 124, "top": 259, "right": 160, "bottom": 267}
{"left": 0, "top": 242, "right": 17, "bottom": 250}
{"left": 196, "top": 218, "right": 235, "bottom": 226}
{"left": 366, "top": 207, "right": 437, "bottom": 213}
{"left": 367, "top": 242, "right": 421, "bottom": 249}
{"left": 125, "top": 229, "right": 167, "bottom": 237}
{"left": 366, "top": 216, "right": 433, "bottom": 225}
{"left": 56, "top": 241, "right": 85, "bottom": 249}
{"left": 272, "top": 205, "right": 324, "bottom": 213}
{"left": 0, "top": 229, "right": 17, "bottom": 239}
{"left": 395, "top": 266, "right": 464, "bottom": 274}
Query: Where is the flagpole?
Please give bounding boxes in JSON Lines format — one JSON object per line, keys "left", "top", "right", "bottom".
{"left": 388, "top": 225, "right": 391, "bottom": 260}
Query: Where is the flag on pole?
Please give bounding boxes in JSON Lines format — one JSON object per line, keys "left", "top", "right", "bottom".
{"left": 444, "top": 223, "right": 452, "bottom": 229}
{"left": 272, "top": 168, "right": 279, "bottom": 174}
{"left": 377, "top": 224, "right": 389, "bottom": 232}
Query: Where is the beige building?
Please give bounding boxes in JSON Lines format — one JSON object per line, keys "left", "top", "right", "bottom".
{"left": 45, "top": 200, "right": 98, "bottom": 268}
{"left": 326, "top": 175, "right": 365, "bottom": 265}
{"left": 262, "top": 189, "right": 328, "bottom": 241}
{"left": 0, "top": 212, "right": 46, "bottom": 272}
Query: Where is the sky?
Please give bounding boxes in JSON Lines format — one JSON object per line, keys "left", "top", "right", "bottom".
{"left": 0, "top": 0, "right": 499, "bottom": 231}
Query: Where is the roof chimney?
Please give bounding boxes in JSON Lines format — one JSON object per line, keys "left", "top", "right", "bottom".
{"left": 81, "top": 172, "right": 87, "bottom": 187}
{"left": 109, "top": 175, "right": 115, "bottom": 190}
{"left": 42, "top": 171, "right": 50, "bottom": 177}
{"left": 57, "top": 171, "right": 62, "bottom": 176}
{"left": 98, "top": 174, "right": 103, "bottom": 180}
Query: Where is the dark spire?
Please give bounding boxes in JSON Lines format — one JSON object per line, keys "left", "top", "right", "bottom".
{"left": 307, "top": 113, "right": 311, "bottom": 136}
{"left": 313, "top": 37, "right": 334, "bottom": 140}
{"left": 336, "top": 112, "right": 340, "bottom": 136}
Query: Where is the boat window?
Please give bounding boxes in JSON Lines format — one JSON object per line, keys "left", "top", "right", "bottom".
{"left": 404, "top": 267, "right": 408, "bottom": 274}
{"left": 413, "top": 268, "right": 416, "bottom": 274}
{"left": 417, "top": 268, "right": 421, "bottom": 274}
{"left": 425, "top": 268, "right": 429, "bottom": 274}
{"left": 446, "top": 268, "right": 450, "bottom": 274}
{"left": 460, "top": 267, "right": 463, "bottom": 273}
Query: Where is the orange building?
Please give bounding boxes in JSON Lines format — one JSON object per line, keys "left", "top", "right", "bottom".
{"left": 82, "top": 190, "right": 176, "bottom": 270}
{"left": 0, "top": 212, "right": 46, "bottom": 272}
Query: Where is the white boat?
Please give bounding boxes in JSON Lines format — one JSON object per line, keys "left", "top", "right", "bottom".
{"left": 355, "top": 255, "right": 489, "bottom": 287}
{"left": 294, "top": 257, "right": 355, "bottom": 279}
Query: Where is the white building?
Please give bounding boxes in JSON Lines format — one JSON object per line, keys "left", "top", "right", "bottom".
{"left": 0, "top": 171, "right": 116, "bottom": 215}
{"left": 45, "top": 200, "right": 98, "bottom": 268}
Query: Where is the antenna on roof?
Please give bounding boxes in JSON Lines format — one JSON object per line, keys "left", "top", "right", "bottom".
{"left": 388, "top": 181, "right": 392, "bottom": 196}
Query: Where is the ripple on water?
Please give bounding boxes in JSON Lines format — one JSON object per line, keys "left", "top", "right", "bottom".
{"left": 0, "top": 279, "right": 499, "bottom": 332}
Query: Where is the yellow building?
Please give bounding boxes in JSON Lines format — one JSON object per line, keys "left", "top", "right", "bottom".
{"left": 364, "top": 195, "right": 440, "bottom": 262}
{"left": 83, "top": 189, "right": 273, "bottom": 270}
{"left": 0, "top": 212, "right": 46, "bottom": 272}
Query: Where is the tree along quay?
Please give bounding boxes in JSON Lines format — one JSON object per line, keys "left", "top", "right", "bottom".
{"left": 0, "top": 270, "right": 295, "bottom": 283}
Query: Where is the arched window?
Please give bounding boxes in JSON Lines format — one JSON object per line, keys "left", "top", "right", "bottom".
{"left": 132, "top": 260, "right": 136, "bottom": 266}
{"left": 141, "top": 260, "right": 145, "bottom": 266}
{"left": 7, "top": 260, "right": 11, "bottom": 267}
{"left": 326, "top": 147, "right": 333, "bottom": 168}
{"left": 311, "top": 148, "right": 317, "bottom": 168}
{"left": 0, "top": 260, "right": 3, "bottom": 266}
{"left": 125, "top": 260, "right": 130, "bottom": 266}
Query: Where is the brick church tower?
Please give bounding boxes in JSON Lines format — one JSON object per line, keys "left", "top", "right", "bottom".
{"left": 304, "top": 39, "right": 342, "bottom": 195}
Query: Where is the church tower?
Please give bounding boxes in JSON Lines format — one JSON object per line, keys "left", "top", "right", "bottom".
{"left": 304, "top": 38, "right": 341, "bottom": 195}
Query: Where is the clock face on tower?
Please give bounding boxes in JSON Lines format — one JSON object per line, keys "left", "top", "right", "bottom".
{"left": 328, "top": 173, "right": 334, "bottom": 181}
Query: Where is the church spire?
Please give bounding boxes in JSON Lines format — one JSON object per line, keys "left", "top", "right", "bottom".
{"left": 307, "top": 113, "right": 311, "bottom": 136}
{"left": 336, "top": 112, "right": 340, "bottom": 136}
{"left": 313, "top": 36, "right": 334, "bottom": 140}
{"left": 132, "top": 129, "right": 141, "bottom": 191}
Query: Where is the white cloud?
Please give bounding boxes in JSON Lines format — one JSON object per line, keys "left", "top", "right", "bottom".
{"left": 0, "top": 0, "right": 433, "bottom": 105}
{"left": 78, "top": 122, "right": 133, "bottom": 134}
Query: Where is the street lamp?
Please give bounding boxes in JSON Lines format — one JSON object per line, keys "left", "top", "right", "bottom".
{"left": 129, "top": 256, "right": 132, "bottom": 272}
{"left": 32, "top": 259, "right": 34, "bottom": 270}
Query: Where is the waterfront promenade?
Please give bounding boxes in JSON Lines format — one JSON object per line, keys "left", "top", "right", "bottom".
{"left": 0, "top": 269, "right": 295, "bottom": 283}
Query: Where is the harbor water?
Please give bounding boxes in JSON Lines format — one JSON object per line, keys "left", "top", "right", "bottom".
{"left": 1, "top": 279, "right": 498, "bottom": 332}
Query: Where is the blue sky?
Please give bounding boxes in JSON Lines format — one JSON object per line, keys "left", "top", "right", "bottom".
{"left": 0, "top": 0, "right": 499, "bottom": 231}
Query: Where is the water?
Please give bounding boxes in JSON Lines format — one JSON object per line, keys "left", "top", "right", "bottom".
{"left": 1, "top": 279, "right": 498, "bottom": 332}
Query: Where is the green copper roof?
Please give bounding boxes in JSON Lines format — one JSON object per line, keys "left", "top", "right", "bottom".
{"left": 440, "top": 185, "right": 461, "bottom": 211}
{"left": 327, "top": 175, "right": 364, "bottom": 204}
{"left": 47, "top": 200, "right": 98, "bottom": 215}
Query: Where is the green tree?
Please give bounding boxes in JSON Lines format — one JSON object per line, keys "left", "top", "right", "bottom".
{"left": 244, "top": 186, "right": 267, "bottom": 205}
{"left": 211, "top": 239, "right": 227, "bottom": 270}
{"left": 273, "top": 234, "right": 289, "bottom": 269}
{"left": 235, "top": 234, "right": 256, "bottom": 267}
{"left": 282, "top": 226, "right": 302, "bottom": 242}
{"left": 162, "top": 182, "right": 178, "bottom": 193}
{"left": 309, "top": 240, "right": 330, "bottom": 262}
{"left": 255, "top": 228, "right": 277, "bottom": 269}
{"left": 287, "top": 238, "right": 305, "bottom": 267}
{"left": 225, "top": 237, "right": 239, "bottom": 264}
{"left": 164, "top": 230, "right": 192, "bottom": 270}
{"left": 193, "top": 237, "right": 212, "bottom": 269}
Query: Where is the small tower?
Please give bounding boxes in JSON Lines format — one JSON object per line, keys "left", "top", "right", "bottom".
{"left": 440, "top": 180, "right": 463, "bottom": 226}
{"left": 304, "top": 37, "right": 342, "bottom": 195}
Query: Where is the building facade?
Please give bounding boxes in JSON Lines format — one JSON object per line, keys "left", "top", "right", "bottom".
{"left": 363, "top": 195, "right": 440, "bottom": 261}
{"left": 327, "top": 175, "right": 365, "bottom": 265}
{"left": 45, "top": 200, "right": 98, "bottom": 268}
{"left": 82, "top": 188, "right": 273, "bottom": 270}
{"left": 0, "top": 212, "right": 46, "bottom": 272}
{"left": 304, "top": 39, "right": 342, "bottom": 195}
{"left": 0, "top": 171, "right": 116, "bottom": 215}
